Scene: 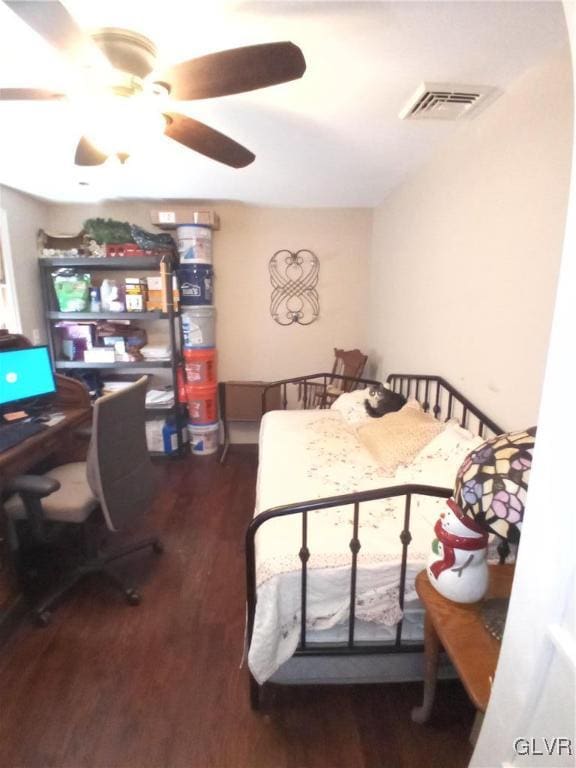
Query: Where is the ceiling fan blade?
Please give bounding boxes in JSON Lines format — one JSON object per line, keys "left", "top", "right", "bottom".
{"left": 0, "top": 88, "right": 65, "bottom": 100}
{"left": 156, "top": 42, "right": 306, "bottom": 101}
{"left": 5, "top": 1, "right": 107, "bottom": 67}
{"left": 164, "top": 113, "right": 255, "bottom": 168}
{"left": 74, "top": 137, "right": 108, "bottom": 166}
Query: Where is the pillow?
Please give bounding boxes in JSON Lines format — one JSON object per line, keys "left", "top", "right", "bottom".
{"left": 357, "top": 403, "right": 445, "bottom": 472}
{"left": 395, "top": 419, "right": 484, "bottom": 488}
{"left": 330, "top": 387, "right": 372, "bottom": 427}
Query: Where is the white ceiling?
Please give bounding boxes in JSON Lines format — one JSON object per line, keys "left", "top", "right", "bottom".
{"left": 0, "top": 0, "right": 568, "bottom": 207}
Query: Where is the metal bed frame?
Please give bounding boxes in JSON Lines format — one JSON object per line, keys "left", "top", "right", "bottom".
{"left": 246, "top": 373, "right": 503, "bottom": 709}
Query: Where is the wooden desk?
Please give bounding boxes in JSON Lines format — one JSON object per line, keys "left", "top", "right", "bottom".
{"left": 0, "top": 375, "right": 91, "bottom": 627}
{"left": 411, "top": 565, "right": 514, "bottom": 724}
{"left": 0, "top": 407, "right": 90, "bottom": 482}
{"left": 0, "top": 371, "right": 91, "bottom": 484}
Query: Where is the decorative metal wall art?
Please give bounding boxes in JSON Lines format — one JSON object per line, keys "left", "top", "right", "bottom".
{"left": 269, "top": 249, "right": 319, "bottom": 326}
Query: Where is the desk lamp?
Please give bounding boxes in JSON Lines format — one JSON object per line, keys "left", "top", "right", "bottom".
{"left": 428, "top": 427, "right": 536, "bottom": 638}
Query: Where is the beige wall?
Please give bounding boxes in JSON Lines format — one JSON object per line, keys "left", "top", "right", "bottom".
{"left": 368, "top": 47, "right": 573, "bottom": 431}
{"left": 47, "top": 202, "right": 371, "bottom": 379}
{"left": 211, "top": 205, "right": 371, "bottom": 380}
{"left": 47, "top": 202, "right": 371, "bottom": 438}
{"left": 0, "top": 184, "right": 49, "bottom": 340}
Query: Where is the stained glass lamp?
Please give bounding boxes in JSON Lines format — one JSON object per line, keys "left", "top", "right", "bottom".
{"left": 455, "top": 427, "right": 535, "bottom": 556}
{"left": 428, "top": 427, "right": 536, "bottom": 637}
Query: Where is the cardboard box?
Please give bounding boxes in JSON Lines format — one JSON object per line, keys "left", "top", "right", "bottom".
{"left": 146, "top": 276, "right": 163, "bottom": 291}
{"left": 150, "top": 207, "right": 220, "bottom": 231}
{"left": 145, "top": 276, "right": 180, "bottom": 312}
{"left": 146, "top": 291, "right": 163, "bottom": 311}
{"left": 56, "top": 322, "right": 94, "bottom": 360}
{"left": 125, "top": 278, "right": 146, "bottom": 312}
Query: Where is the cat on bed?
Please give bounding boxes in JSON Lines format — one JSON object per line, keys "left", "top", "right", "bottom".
{"left": 364, "top": 384, "right": 407, "bottom": 418}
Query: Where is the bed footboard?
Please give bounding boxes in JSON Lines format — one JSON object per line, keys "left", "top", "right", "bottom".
{"left": 245, "top": 483, "right": 452, "bottom": 709}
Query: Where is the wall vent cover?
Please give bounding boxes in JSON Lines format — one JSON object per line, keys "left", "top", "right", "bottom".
{"left": 399, "top": 82, "right": 499, "bottom": 121}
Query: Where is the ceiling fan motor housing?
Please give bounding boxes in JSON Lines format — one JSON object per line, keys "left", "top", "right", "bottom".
{"left": 90, "top": 28, "right": 158, "bottom": 78}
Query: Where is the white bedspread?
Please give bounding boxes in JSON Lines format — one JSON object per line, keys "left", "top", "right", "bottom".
{"left": 248, "top": 409, "right": 482, "bottom": 683}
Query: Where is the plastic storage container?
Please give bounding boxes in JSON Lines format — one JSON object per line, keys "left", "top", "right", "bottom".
{"left": 182, "top": 306, "right": 216, "bottom": 348}
{"left": 188, "top": 421, "right": 220, "bottom": 455}
{"left": 162, "top": 417, "right": 189, "bottom": 455}
{"left": 178, "top": 264, "right": 213, "bottom": 306}
{"left": 187, "top": 383, "right": 218, "bottom": 424}
{"left": 183, "top": 347, "right": 217, "bottom": 385}
{"left": 177, "top": 224, "right": 212, "bottom": 264}
{"left": 162, "top": 419, "right": 179, "bottom": 455}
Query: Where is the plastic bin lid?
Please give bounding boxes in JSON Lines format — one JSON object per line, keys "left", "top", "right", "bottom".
{"left": 183, "top": 344, "right": 216, "bottom": 350}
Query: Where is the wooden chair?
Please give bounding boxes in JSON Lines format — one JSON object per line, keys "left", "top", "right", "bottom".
{"left": 313, "top": 348, "right": 368, "bottom": 407}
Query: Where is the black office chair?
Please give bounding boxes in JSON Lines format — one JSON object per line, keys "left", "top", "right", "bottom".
{"left": 3, "top": 377, "right": 162, "bottom": 625}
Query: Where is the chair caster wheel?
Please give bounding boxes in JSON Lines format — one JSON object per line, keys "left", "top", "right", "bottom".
{"left": 35, "top": 610, "right": 52, "bottom": 627}
{"left": 152, "top": 541, "right": 164, "bottom": 555}
{"left": 125, "top": 589, "right": 141, "bottom": 606}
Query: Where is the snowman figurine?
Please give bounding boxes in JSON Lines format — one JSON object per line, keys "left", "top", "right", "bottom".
{"left": 428, "top": 427, "right": 535, "bottom": 603}
{"left": 427, "top": 498, "right": 489, "bottom": 602}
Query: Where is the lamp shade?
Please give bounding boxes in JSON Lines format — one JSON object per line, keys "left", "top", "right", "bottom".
{"left": 454, "top": 427, "right": 536, "bottom": 545}
{"left": 427, "top": 427, "right": 536, "bottom": 603}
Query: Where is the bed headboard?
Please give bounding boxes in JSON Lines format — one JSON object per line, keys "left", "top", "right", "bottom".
{"left": 387, "top": 373, "right": 503, "bottom": 439}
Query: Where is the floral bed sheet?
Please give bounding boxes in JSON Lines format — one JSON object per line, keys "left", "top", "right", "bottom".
{"left": 248, "top": 409, "right": 482, "bottom": 683}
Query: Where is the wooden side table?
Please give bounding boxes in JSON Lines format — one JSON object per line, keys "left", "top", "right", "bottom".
{"left": 411, "top": 565, "right": 515, "bottom": 724}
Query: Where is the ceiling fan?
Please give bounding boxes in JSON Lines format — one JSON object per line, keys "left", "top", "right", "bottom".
{"left": 0, "top": 0, "right": 306, "bottom": 168}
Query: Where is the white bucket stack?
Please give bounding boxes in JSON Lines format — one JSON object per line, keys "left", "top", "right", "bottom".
{"left": 177, "top": 223, "right": 220, "bottom": 456}
{"left": 177, "top": 224, "right": 212, "bottom": 264}
{"left": 181, "top": 306, "right": 216, "bottom": 348}
{"left": 187, "top": 422, "right": 220, "bottom": 455}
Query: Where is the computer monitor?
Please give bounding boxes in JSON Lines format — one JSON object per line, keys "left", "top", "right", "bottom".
{"left": 0, "top": 346, "right": 57, "bottom": 412}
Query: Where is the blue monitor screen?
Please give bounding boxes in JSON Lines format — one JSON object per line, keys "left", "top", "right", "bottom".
{"left": 0, "top": 346, "right": 56, "bottom": 407}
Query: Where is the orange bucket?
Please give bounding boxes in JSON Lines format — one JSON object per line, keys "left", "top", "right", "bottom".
{"left": 187, "top": 383, "right": 218, "bottom": 424}
{"left": 184, "top": 347, "right": 217, "bottom": 385}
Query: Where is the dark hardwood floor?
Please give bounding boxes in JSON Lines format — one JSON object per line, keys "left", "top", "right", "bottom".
{"left": 0, "top": 449, "right": 474, "bottom": 768}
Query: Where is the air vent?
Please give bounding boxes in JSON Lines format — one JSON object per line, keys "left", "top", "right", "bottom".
{"left": 399, "top": 82, "right": 499, "bottom": 121}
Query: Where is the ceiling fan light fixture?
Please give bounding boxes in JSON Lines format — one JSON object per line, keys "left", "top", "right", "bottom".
{"left": 83, "top": 92, "right": 167, "bottom": 157}
{"left": 2, "top": 1, "right": 306, "bottom": 170}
